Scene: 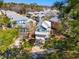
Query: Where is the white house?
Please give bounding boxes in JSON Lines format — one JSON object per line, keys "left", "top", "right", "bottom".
{"left": 34, "top": 20, "right": 51, "bottom": 46}
{"left": 35, "top": 20, "right": 51, "bottom": 40}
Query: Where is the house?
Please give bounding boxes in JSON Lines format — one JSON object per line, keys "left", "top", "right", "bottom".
{"left": 49, "top": 9, "right": 66, "bottom": 40}
{"left": 35, "top": 20, "right": 51, "bottom": 40}
{"left": 49, "top": 8, "right": 61, "bottom": 30}
{"left": 2, "top": 10, "right": 28, "bottom": 26}
{"left": 34, "top": 20, "right": 51, "bottom": 45}
{"left": 1, "top": 10, "right": 36, "bottom": 37}
{"left": 28, "top": 10, "right": 47, "bottom": 18}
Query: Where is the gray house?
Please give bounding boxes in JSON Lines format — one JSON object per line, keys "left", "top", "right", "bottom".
{"left": 1, "top": 10, "right": 35, "bottom": 36}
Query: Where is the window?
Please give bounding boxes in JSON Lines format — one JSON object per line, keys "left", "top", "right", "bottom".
{"left": 20, "top": 28, "right": 26, "bottom": 32}
{"left": 18, "top": 20, "right": 25, "bottom": 24}
{"left": 37, "top": 26, "right": 47, "bottom": 32}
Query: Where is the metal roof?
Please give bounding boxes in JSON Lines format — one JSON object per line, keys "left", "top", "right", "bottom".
{"left": 49, "top": 17, "right": 60, "bottom": 22}
{"left": 6, "top": 10, "right": 28, "bottom": 21}
{"left": 42, "top": 20, "right": 51, "bottom": 29}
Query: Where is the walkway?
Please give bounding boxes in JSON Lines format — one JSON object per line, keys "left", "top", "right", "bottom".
{"left": 10, "top": 36, "right": 23, "bottom": 48}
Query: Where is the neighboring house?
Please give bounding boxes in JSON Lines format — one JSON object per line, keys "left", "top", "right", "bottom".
{"left": 49, "top": 14, "right": 61, "bottom": 30}
{"left": 2, "top": 10, "right": 28, "bottom": 27}
{"left": 48, "top": 8, "right": 61, "bottom": 36}
{"left": 49, "top": 10, "right": 65, "bottom": 40}
{"left": 28, "top": 11, "right": 46, "bottom": 18}
{"left": 1, "top": 10, "right": 35, "bottom": 37}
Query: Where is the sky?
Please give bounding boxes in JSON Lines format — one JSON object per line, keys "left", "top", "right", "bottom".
{"left": 4, "top": 0, "right": 63, "bottom": 6}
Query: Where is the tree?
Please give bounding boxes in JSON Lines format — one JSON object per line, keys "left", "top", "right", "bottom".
{"left": 44, "top": 0, "right": 79, "bottom": 59}
{"left": 0, "top": 13, "right": 10, "bottom": 30}
{"left": 53, "top": 1, "right": 64, "bottom": 10}
{"left": 0, "top": 0, "right": 3, "bottom": 8}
